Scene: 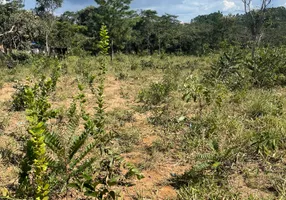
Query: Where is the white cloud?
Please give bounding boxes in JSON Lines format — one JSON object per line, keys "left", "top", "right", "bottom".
{"left": 223, "top": 0, "right": 236, "bottom": 10}
{"left": 24, "top": 0, "right": 286, "bottom": 22}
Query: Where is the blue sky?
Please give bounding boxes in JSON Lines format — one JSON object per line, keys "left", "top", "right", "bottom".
{"left": 24, "top": 0, "right": 286, "bottom": 22}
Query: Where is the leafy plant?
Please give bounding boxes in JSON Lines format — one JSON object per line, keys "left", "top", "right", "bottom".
{"left": 12, "top": 66, "right": 61, "bottom": 111}
{"left": 206, "top": 47, "right": 250, "bottom": 90}
{"left": 138, "top": 82, "right": 171, "bottom": 107}
{"left": 245, "top": 47, "right": 286, "bottom": 88}
{"left": 183, "top": 75, "right": 211, "bottom": 113}
{"left": 192, "top": 140, "right": 237, "bottom": 176}
{"left": 251, "top": 131, "right": 279, "bottom": 158}
{"left": 18, "top": 76, "right": 59, "bottom": 200}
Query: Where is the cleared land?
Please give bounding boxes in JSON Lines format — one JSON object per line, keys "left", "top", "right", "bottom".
{"left": 1, "top": 55, "right": 286, "bottom": 199}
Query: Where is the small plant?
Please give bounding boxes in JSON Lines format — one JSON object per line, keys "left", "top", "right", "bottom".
{"left": 183, "top": 75, "right": 211, "bottom": 113}
{"left": 12, "top": 66, "right": 61, "bottom": 111}
{"left": 206, "top": 47, "right": 249, "bottom": 90}
{"left": 192, "top": 140, "right": 237, "bottom": 177}
{"left": 138, "top": 82, "right": 171, "bottom": 108}
{"left": 251, "top": 131, "right": 279, "bottom": 158}
{"left": 18, "top": 76, "right": 58, "bottom": 200}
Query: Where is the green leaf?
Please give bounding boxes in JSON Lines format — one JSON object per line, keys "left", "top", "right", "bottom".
{"left": 212, "top": 162, "right": 221, "bottom": 169}
{"left": 68, "top": 183, "right": 81, "bottom": 190}
{"left": 70, "top": 140, "right": 97, "bottom": 169}
{"left": 107, "top": 177, "right": 119, "bottom": 186}
{"left": 68, "top": 132, "right": 88, "bottom": 160}
{"left": 84, "top": 191, "right": 99, "bottom": 197}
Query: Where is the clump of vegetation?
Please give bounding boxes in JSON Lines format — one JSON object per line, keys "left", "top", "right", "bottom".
{"left": 138, "top": 82, "right": 171, "bottom": 107}
{"left": 244, "top": 90, "right": 283, "bottom": 119}
{"left": 2, "top": 24, "right": 144, "bottom": 200}
{"left": 245, "top": 47, "right": 286, "bottom": 88}
{"left": 138, "top": 65, "right": 181, "bottom": 108}
{"left": 12, "top": 66, "right": 60, "bottom": 111}
{"left": 10, "top": 50, "right": 32, "bottom": 63}
{"left": 2, "top": 0, "right": 286, "bottom": 199}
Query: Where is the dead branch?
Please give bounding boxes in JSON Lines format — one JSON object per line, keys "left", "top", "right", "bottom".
{"left": 0, "top": 26, "right": 16, "bottom": 37}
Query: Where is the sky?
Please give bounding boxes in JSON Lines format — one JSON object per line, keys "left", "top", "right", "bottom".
{"left": 24, "top": 0, "right": 286, "bottom": 22}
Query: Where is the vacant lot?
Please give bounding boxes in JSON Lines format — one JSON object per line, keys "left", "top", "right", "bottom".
{"left": 1, "top": 54, "right": 286, "bottom": 199}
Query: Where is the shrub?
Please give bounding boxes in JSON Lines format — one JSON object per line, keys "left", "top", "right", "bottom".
{"left": 206, "top": 47, "right": 251, "bottom": 90}
{"left": 140, "top": 59, "right": 155, "bottom": 69}
{"left": 244, "top": 90, "right": 283, "bottom": 119}
{"left": 12, "top": 66, "right": 60, "bottom": 111}
{"left": 10, "top": 50, "right": 31, "bottom": 63}
{"left": 245, "top": 47, "right": 286, "bottom": 87}
{"left": 208, "top": 47, "right": 286, "bottom": 89}
{"left": 183, "top": 75, "right": 229, "bottom": 114}
{"left": 138, "top": 82, "right": 171, "bottom": 107}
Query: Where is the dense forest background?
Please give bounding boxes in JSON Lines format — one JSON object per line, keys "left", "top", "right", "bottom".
{"left": 1, "top": 0, "right": 286, "bottom": 56}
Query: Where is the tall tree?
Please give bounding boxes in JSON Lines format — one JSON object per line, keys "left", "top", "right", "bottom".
{"left": 0, "top": 0, "right": 23, "bottom": 50}
{"left": 35, "top": 0, "right": 63, "bottom": 54}
{"left": 0, "top": 1, "right": 43, "bottom": 52}
{"left": 242, "top": 0, "right": 272, "bottom": 59}
{"left": 94, "top": 0, "right": 134, "bottom": 60}
{"left": 156, "top": 14, "right": 180, "bottom": 54}
{"left": 133, "top": 10, "right": 158, "bottom": 54}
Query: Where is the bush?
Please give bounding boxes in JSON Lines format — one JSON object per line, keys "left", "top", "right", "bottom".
{"left": 12, "top": 66, "right": 60, "bottom": 111}
{"left": 208, "top": 46, "right": 286, "bottom": 89}
{"left": 10, "top": 50, "right": 31, "bottom": 63}
{"left": 138, "top": 82, "right": 171, "bottom": 107}
{"left": 206, "top": 47, "right": 251, "bottom": 90}
{"left": 244, "top": 90, "right": 283, "bottom": 119}
{"left": 140, "top": 59, "right": 155, "bottom": 69}
{"left": 245, "top": 47, "right": 286, "bottom": 87}
{"left": 11, "top": 84, "right": 31, "bottom": 111}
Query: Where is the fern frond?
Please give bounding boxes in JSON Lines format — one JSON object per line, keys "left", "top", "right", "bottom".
{"left": 71, "top": 157, "right": 97, "bottom": 176}
{"left": 67, "top": 114, "right": 80, "bottom": 136}
{"left": 68, "top": 131, "right": 88, "bottom": 160}
{"left": 70, "top": 140, "right": 98, "bottom": 169}
{"left": 45, "top": 131, "right": 64, "bottom": 156}
{"left": 195, "top": 153, "right": 213, "bottom": 161}
{"left": 193, "top": 162, "right": 210, "bottom": 171}
{"left": 66, "top": 101, "right": 80, "bottom": 136}
{"left": 45, "top": 155, "right": 58, "bottom": 168}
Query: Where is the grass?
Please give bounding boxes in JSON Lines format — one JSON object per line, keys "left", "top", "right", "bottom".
{"left": 0, "top": 54, "right": 286, "bottom": 199}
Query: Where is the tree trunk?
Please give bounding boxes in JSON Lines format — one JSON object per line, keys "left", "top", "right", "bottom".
{"left": 111, "top": 39, "right": 114, "bottom": 62}
{"left": 251, "top": 36, "right": 256, "bottom": 60}
{"left": 147, "top": 35, "right": 151, "bottom": 55}
{"left": 46, "top": 33, "right": 49, "bottom": 56}
{"left": 159, "top": 37, "right": 161, "bottom": 55}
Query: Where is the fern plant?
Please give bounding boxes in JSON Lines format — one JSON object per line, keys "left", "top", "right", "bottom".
{"left": 43, "top": 88, "right": 102, "bottom": 197}
{"left": 15, "top": 24, "right": 143, "bottom": 200}
{"left": 183, "top": 140, "right": 238, "bottom": 183}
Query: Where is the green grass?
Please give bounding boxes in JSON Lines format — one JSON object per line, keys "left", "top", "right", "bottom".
{"left": 0, "top": 53, "right": 286, "bottom": 199}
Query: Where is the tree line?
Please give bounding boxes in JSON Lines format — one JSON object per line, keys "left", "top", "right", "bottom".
{"left": 0, "top": 0, "right": 286, "bottom": 56}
